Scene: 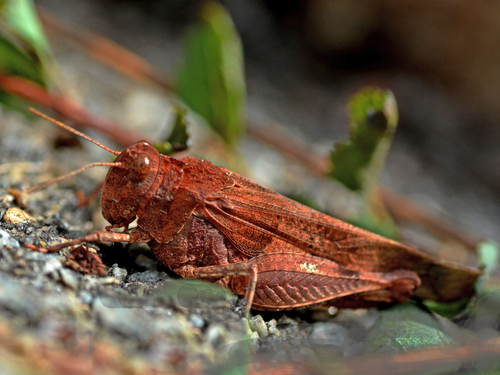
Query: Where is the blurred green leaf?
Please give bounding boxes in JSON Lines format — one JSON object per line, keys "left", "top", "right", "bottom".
{"left": 0, "top": 36, "right": 44, "bottom": 83}
{"left": 423, "top": 297, "right": 472, "bottom": 318}
{"left": 0, "top": 0, "right": 58, "bottom": 114}
{"left": 214, "top": 339, "right": 251, "bottom": 375}
{"left": 477, "top": 240, "right": 500, "bottom": 287}
{"left": 152, "top": 103, "right": 191, "bottom": 155}
{"left": 177, "top": 1, "right": 246, "bottom": 149}
{"left": 153, "top": 278, "right": 234, "bottom": 308}
{"left": 330, "top": 87, "right": 397, "bottom": 192}
{"left": 466, "top": 239, "right": 500, "bottom": 321}
{"left": 366, "top": 302, "right": 456, "bottom": 354}
{"left": 329, "top": 87, "right": 399, "bottom": 238}
{"left": 0, "top": 35, "right": 46, "bottom": 112}
{"left": 0, "top": 0, "right": 51, "bottom": 59}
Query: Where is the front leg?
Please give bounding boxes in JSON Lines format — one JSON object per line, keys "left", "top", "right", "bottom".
{"left": 24, "top": 227, "right": 151, "bottom": 253}
{"left": 25, "top": 232, "right": 133, "bottom": 253}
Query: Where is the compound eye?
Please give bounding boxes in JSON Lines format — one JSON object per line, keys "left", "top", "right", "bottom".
{"left": 129, "top": 154, "right": 151, "bottom": 183}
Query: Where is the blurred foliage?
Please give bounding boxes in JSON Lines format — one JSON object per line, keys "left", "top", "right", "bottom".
{"left": 213, "top": 339, "right": 251, "bottom": 375}
{"left": 476, "top": 240, "right": 500, "bottom": 289}
{"left": 367, "top": 301, "right": 456, "bottom": 351}
{"left": 329, "top": 88, "right": 398, "bottom": 191}
{"left": 0, "top": 0, "right": 51, "bottom": 60}
{"left": 152, "top": 103, "right": 191, "bottom": 155}
{"left": 0, "top": 37, "right": 44, "bottom": 84}
{"left": 153, "top": 278, "right": 233, "bottom": 308}
{"left": 177, "top": 1, "right": 246, "bottom": 150}
{"left": 0, "top": 0, "right": 56, "bottom": 114}
{"left": 329, "top": 87, "right": 399, "bottom": 238}
{"left": 463, "top": 240, "right": 500, "bottom": 321}
{"left": 423, "top": 297, "right": 472, "bottom": 319}
{"left": 0, "top": 37, "right": 45, "bottom": 113}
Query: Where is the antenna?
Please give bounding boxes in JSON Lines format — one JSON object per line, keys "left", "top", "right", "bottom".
{"left": 25, "top": 161, "right": 124, "bottom": 195}
{"left": 28, "top": 108, "right": 120, "bottom": 156}
{"left": 24, "top": 108, "right": 125, "bottom": 195}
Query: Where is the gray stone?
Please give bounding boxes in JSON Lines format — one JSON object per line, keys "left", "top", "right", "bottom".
{"left": 249, "top": 315, "right": 268, "bottom": 339}
{"left": 0, "top": 228, "right": 19, "bottom": 249}
{"left": 109, "top": 263, "right": 128, "bottom": 282}
{"left": 266, "top": 319, "right": 279, "bottom": 336}
{"left": 59, "top": 268, "right": 80, "bottom": 290}
{"left": 128, "top": 270, "right": 164, "bottom": 283}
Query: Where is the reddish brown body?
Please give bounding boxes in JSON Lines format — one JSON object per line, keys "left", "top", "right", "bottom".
{"left": 86, "top": 141, "right": 479, "bottom": 310}
{"left": 26, "top": 110, "right": 481, "bottom": 311}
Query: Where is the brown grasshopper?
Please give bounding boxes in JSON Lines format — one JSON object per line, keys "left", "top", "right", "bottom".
{"left": 23, "top": 108, "right": 481, "bottom": 310}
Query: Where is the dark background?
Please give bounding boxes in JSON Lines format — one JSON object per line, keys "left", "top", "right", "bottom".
{"left": 32, "top": 0, "right": 500, "bottom": 242}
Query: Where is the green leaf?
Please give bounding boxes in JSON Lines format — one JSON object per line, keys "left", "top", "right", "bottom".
{"left": 328, "top": 87, "right": 399, "bottom": 238}
{"left": 0, "top": 90, "right": 37, "bottom": 114}
{"left": 477, "top": 240, "right": 500, "bottom": 286}
{"left": 329, "top": 87, "right": 398, "bottom": 192}
{"left": 0, "top": 36, "right": 45, "bottom": 83}
{"left": 366, "top": 302, "right": 455, "bottom": 354}
{"left": 177, "top": 1, "right": 246, "bottom": 148}
{"left": 0, "top": 35, "right": 46, "bottom": 112}
{"left": 0, "top": 0, "right": 58, "bottom": 114}
{"left": 153, "top": 279, "right": 234, "bottom": 308}
{"left": 0, "top": 0, "right": 51, "bottom": 59}
{"left": 152, "top": 103, "right": 191, "bottom": 155}
{"left": 422, "top": 297, "right": 472, "bottom": 318}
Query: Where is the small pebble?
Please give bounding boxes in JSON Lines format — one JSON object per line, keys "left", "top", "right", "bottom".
{"left": 78, "top": 290, "right": 93, "bottom": 305}
{"left": 98, "top": 277, "right": 120, "bottom": 286}
{"left": 12, "top": 269, "right": 29, "bottom": 276}
{"left": 266, "top": 319, "right": 279, "bottom": 336}
{"left": 0, "top": 229, "right": 20, "bottom": 249}
{"left": 130, "top": 283, "right": 145, "bottom": 297}
{"left": 42, "top": 259, "right": 62, "bottom": 276}
{"left": 0, "top": 194, "right": 14, "bottom": 206}
{"left": 109, "top": 264, "right": 128, "bottom": 282}
{"left": 249, "top": 315, "right": 268, "bottom": 339}
{"left": 3, "top": 208, "right": 35, "bottom": 224}
{"left": 59, "top": 268, "right": 80, "bottom": 290}
{"left": 189, "top": 314, "right": 205, "bottom": 329}
{"left": 205, "top": 323, "right": 228, "bottom": 347}
{"left": 82, "top": 275, "right": 99, "bottom": 290}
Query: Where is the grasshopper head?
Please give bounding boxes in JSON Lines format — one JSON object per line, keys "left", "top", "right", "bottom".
{"left": 101, "top": 141, "right": 160, "bottom": 228}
